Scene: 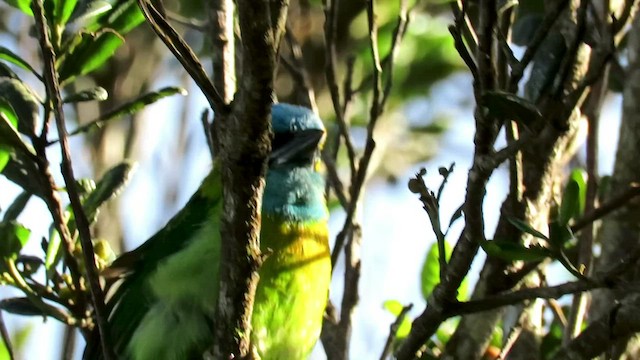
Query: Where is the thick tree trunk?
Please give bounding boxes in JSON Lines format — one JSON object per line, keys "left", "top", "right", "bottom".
{"left": 590, "top": 11, "right": 640, "bottom": 359}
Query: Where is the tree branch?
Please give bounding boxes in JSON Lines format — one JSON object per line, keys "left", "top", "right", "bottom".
{"left": 210, "top": 0, "right": 290, "bottom": 357}
{"left": 31, "top": 0, "right": 112, "bottom": 358}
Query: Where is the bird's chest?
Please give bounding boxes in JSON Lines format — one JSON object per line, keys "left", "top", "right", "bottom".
{"left": 251, "top": 218, "right": 331, "bottom": 359}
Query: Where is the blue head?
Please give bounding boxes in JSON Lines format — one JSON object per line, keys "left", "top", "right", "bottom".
{"left": 263, "top": 104, "right": 327, "bottom": 222}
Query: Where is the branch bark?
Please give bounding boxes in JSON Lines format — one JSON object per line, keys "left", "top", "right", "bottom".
{"left": 210, "top": 0, "right": 290, "bottom": 358}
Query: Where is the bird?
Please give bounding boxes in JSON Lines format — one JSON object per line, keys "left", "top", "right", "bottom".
{"left": 83, "top": 103, "right": 331, "bottom": 360}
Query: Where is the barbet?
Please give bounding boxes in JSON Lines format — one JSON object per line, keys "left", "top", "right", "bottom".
{"left": 84, "top": 103, "right": 330, "bottom": 360}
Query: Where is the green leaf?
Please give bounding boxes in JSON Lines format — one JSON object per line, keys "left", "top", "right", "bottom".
{"left": 0, "top": 47, "right": 41, "bottom": 80}
{"left": 421, "top": 240, "right": 467, "bottom": 301}
{"left": 63, "top": 86, "right": 108, "bottom": 103}
{"left": 0, "top": 63, "right": 19, "bottom": 79}
{"left": 541, "top": 319, "right": 563, "bottom": 359}
{"left": 66, "top": 162, "right": 136, "bottom": 235}
{"left": 382, "top": 300, "right": 412, "bottom": 339}
{"left": 525, "top": 32, "right": 567, "bottom": 102}
{"left": 70, "top": 0, "right": 112, "bottom": 25}
{"left": 53, "top": 0, "right": 78, "bottom": 25}
{"left": 68, "top": 87, "right": 187, "bottom": 136}
{"left": 45, "top": 225, "right": 62, "bottom": 271}
{"left": 0, "top": 221, "right": 30, "bottom": 260}
{"left": 479, "top": 238, "right": 551, "bottom": 262}
{"left": 0, "top": 298, "right": 43, "bottom": 317}
{"left": 598, "top": 175, "right": 611, "bottom": 202}
{"left": 570, "top": 169, "right": 587, "bottom": 215}
{"left": 84, "top": 162, "right": 136, "bottom": 219}
{"left": 0, "top": 112, "right": 35, "bottom": 157}
{"left": 507, "top": 217, "right": 549, "bottom": 240}
{"left": 559, "top": 180, "right": 580, "bottom": 226}
{"left": 58, "top": 0, "right": 145, "bottom": 81}
{"left": 0, "top": 146, "right": 9, "bottom": 173}
{"left": 1, "top": 153, "right": 44, "bottom": 198}
{"left": 0, "top": 78, "right": 41, "bottom": 136}
{"left": 512, "top": 14, "right": 543, "bottom": 46}
{"left": 548, "top": 221, "right": 575, "bottom": 248}
{"left": 482, "top": 91, "right": 542, "bottom": 128}
{"left": 2, "top": 0, "right": 33, "bottom": 15}
{"left": 2, "top": 192, "right": 31, "bottom": 222}
{"left": 58, "top": 31, "right": 125, "bottom": 82}
{"left": 421, "top": 241, "right": 447, "bottom": 301}
{"left": 435, "top": 318, "right": 459, "bottom": 345}
{"left": 0, "top": 333, "right": 8, "bottom": 360}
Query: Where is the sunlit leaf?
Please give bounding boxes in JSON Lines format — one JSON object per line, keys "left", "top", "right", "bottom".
{"left": 63, "top": 86, "right": 108, "bottom": 103}
{"left": 0, "top": 147, "right": 9, "bottom": 173}
{"left": 0, "top": 333, "right": 8, "bottom": 360}
{"left": 382, "top": 300, "right": 411, "bottom": 339}
{"left": 421, "top": 242, "right": 446, "bottom": 301}
{"left": 421, "top": 240, "right": 468, "bottom": 301}
{"left": 69, "top": 0, "right": 112, "bottom": 26}
{"left": 58, "top": 0, "right": 145, "bottom": 81}
{"left": 58, "top": 32, "right": 125, "bottom": 81}
{"left": 53, "top": 0, "right": 78, "bottom": 25}
{"left": 570, "top": 169, "right": 587, "bottom": 215}
{"left": 559, "top": 180, "right": 579, "bottom": 226}
{"left": 435, "top": 318, "right": 458, "bottom": 345}
{"left": 45, "top": 226, "right": 62, "bottom": 271}
{"left": 480, "top": 238, "right": 551, "bottom": 262}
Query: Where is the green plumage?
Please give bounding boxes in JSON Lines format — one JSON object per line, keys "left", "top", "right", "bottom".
{"left": 84, "top": 104, "right": 330, "bottom": 360}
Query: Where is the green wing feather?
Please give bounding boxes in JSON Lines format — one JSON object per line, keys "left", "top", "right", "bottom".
{"left": 84, "top": 166, "right": 222, "bottom": 359}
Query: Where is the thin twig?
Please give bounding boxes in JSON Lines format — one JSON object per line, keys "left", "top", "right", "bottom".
{"left": 321, "top": 153, "right": 349, "bottom": 209}
{"left": 208, "top": 0, "right": 235, "bottom": 105}
{"left": 380, "top": 0, "right": 410, "bottom": 109}
{"left": 60, "top": 325, "right": 76, "bottom": 360}
{"left": 496, "top": 323, "right": 522, "bottom": 360}
{"left": 137, "top": 0, "right": 227, "bottom": 114}
{"left": 547, "top": 298, "right": 568, "bottom": 328}
{"left": 450, "top": 280, "right": 598, "bottom": 317}
{"left": 450, "top": 0, "right": 478, "bottom": 54}
{"left": 570, "top": 184, "right": 640, "bottom": 233}
{"left": 31, "top": 1, "right": 113, "bottom": 359}
{"left": 201, "top": 109, "right": 215, "bottom": 161}
{"left": 379, "top": 304, "right": 413, "bottom": 360}
{"left": 323, "top": 0, "right": 357, "bottom": 178}
{"left": 283, "top": 27, "right": 318, "bottom": 112}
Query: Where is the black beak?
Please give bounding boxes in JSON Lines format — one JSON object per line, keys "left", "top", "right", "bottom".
{"left": 269, "top": 129, "right": 325, "bottom": 167}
